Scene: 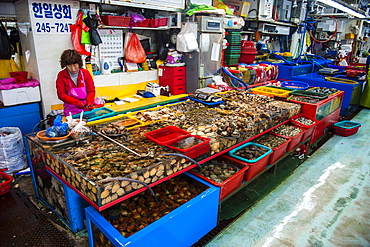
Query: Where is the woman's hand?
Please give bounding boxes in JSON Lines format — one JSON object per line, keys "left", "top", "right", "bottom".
{"left": 84, "top": 104, "right": 94, "bottom": 111}
{"left": 76, "top": 101, "right": 85, "bottom": 109}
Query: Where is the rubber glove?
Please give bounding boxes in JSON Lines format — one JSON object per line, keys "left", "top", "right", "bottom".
{"left": 75, "top": 101, "right": 85, "bottom": 109}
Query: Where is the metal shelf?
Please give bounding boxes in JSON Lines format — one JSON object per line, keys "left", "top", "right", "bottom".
{"left": 99, "top": 25, "right": 171, "bottom": 30}
{"left": 245, "top": 18, "right": 298, "bottom": 27}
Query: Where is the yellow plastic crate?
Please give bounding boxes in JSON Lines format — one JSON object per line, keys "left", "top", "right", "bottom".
{"left": 250, "top": 86, "right": 290, "bottom": 98}
{"left": 127, "top": 106, "right": 178, "bottom": 125}
{"left": 86, "top": 114, "right": 145, "bottom": 130}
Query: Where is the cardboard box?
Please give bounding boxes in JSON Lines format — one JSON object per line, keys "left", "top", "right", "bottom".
{"left": 0, "top": 86, "right": 41, "bottom": 106}
{"left": 345, "top": 33, "right": 355, "bottom": 39}
{"left": 214, "top": 0, "right": 251, "bottom": 17}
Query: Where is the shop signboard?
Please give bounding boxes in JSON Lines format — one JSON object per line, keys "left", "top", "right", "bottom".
{"left": 29, "top": 0, "right": 79, "bottom": 34}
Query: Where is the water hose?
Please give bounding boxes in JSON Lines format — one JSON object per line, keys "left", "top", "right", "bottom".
{"left": 97, "top": 177, "right": 161, "bottom": 205}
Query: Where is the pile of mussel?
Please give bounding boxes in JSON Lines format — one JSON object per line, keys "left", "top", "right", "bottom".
{"left": 193, "top": 161, "right": 238, "bottom": 184}
{"left": 233, "top": 144, "right": 269, "bottom": 160}
{"left": 253, "top": 133, "right": 288, "bottom": 149}
{"left": 100, "top": 175, "right": 206, "bottom": 238}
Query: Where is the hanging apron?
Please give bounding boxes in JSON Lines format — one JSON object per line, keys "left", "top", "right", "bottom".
{"left": 360, "top": 66, "right": 370, "bottom": 108}
{"left": 64, "top": 71, "right": 88, "bottom": 116}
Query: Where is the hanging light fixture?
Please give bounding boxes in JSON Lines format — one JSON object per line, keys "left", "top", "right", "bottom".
{"left": 316, "top": 0, "right": 366, "bottom": 18}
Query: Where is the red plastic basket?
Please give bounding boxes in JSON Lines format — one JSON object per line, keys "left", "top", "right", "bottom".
{"left": 266, "top": 133, "right": 291, "bottom": 166}
{"left": 271, "top": 124, "right": 306, "bottom": 152}
{"left": 189, "top": 155, "right": 249, "bottom": 201}
{"left": 165, "top": 135, "right": 211, "bottom": 159}
{"left": 345, "top": 69, "right": 361, "bottom": 78}
{"left": 333, "top": 125, "right": 360, "bottom": 136}
{"left": 150, "top": 18, "right": 168, "bottom": 28}
{"left": 0, "top": 169, "right": 12, "bottom": 195}
{"left": 144, "top": 126, "right": 190, "bottom": 146}
{"left": 130, "top": 19, "right": 150, "bottom": 27}
{"left": 101, "top": 16, "right": 131, "bottom": 27}
{"left": 290, "top": 114, "right": 319, "bottom": 142}
{"left": 9, "top": 71, "right": 28, "bottom": 83}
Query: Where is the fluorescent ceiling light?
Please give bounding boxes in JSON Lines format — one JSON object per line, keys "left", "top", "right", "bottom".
{"left": 316, "top": 0, "right": 366, "bottom": 18}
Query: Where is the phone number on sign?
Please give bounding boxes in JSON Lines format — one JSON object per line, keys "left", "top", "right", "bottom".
{"left": 35, "top": 22, "right": 72, "bottom": 33}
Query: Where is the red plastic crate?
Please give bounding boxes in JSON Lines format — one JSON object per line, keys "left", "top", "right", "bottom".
{"left": 144, "top": 126, "right": 190, "bottom": 145}
{"left": 271, "top": 124, "right": 306, "bottom": 152}
{"left": 345, "top": 69, "right": 361, "bottom": 77}
{"left": 101, "top": 16, "right": 131, "bottom": 27}
{"left": 0, "top": 169, "right": 12, "bottom": 195}
{"left": 165, "top": 135, "right": 211, "bottom": 159}
{"left": 189, "top": 155, "right": 249, "bottom": 201}
{"left": 130, "top": 19, "right": 150, "bottom": 27}
{"left": 229, "top": 143, "right": 272, "bottom": 181}
{"left": 266, "top": 133, "right": 291, "bottom": 166}
{"left": 150, "top": 18, "right": 168, "bottom": 28}
{"left": 290, "top": 114, "right": 319, "bottom": 142}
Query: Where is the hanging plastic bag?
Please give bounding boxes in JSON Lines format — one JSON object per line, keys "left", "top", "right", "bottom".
{"left": 176, "top": 22, "right": 199, "bottom": 52}
{"left": 70, "top": 10, "right": 91, "bottom": 56}
{"left": 125, "top": 32, "right": 146, "bottom": 63}
{"left": 0, "top": 20, "right": 13, "bottom": 59}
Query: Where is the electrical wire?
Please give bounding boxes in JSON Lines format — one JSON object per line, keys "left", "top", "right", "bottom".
{"left": 309, "top": 15, "right": 338, "bottom": 43}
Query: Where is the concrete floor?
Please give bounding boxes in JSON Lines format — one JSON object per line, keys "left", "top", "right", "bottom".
{"left": 207, "top": 109, "right": 370, "bottom": 247}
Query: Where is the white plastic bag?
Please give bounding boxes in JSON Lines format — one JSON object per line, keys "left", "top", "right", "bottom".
{"left": 176, "top": 22, "right": 199, "bottom": 52}
{"left": 0, "top": 127, "right": 28, "bottom": 174}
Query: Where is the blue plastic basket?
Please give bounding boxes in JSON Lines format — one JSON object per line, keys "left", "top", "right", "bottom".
{"left": 333, "top": 121, "right": 361, "bottom": 129}
{"left": 229, "top": 142, "right": 272, "bottom": 163}
{"left": 72, "top": 107, "right": 115, "bottom": 121}
{"left": 281, "top": 81, "right": 310, "bottom": 90}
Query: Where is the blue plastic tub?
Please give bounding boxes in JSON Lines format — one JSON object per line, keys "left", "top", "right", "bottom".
{"left": 281, "top": 81, "right": 310, "bottom": 90}
{"left": 229, "top": 142, "right": 272, "bottom": 163}
{"left": 85, "top": 172, "right": 219, "bottom": 247}
{"left": 72, "top": 107, "right": 115, "bottom": 121}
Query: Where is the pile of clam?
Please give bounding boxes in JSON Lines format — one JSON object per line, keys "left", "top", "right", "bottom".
{"left": 219, "top": 90, "right": 272, "bottom": 103}
{"left": 253, "top": 133, "right": 288, "bottom": 149}
{"left": 232, "top": 144, "right": 269, "bottom": 161}
{"left": 271, "top": 124, "right": 303, "bottom": 137}
{"left": 308, "top": 87, "right": 338, "bottom": 95}
{"left": 131, "top": 107, "right": 178, "bottom": 122}
{"left": 100, "top": 175, "right": 206, "bottom": 238}
{"left": 294, "top": 116, "right": 315, "bottom": 126}
{"left": 193, "top": 161, "right": 238, "bottom": 184}
{"left": 290, "top": 95, "right": 320, "bottom": 103}
{"left": 165, "top": 100, "right": 204, "bottom": 113}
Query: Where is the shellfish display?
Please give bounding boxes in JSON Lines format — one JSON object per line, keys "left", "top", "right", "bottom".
{"left": 293, "top": 116, "right": 315, "bottom": 126}
{"left": 27, "top": 91, "right": 303, "bottom": 207}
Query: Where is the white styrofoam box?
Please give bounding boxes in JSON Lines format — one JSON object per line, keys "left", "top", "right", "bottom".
{"left": 148, "top": 70, "right": 158, "bottom": 81}
{"left": 0, "top": 86, "right": 41, "bottom": 106}
{"left": 94, "top": 73, "right": 120, "bottom": 87}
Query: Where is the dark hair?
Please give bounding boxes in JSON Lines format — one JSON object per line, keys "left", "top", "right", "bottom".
{"left": 60, "top": 49, "right": 83, "bottom": 69}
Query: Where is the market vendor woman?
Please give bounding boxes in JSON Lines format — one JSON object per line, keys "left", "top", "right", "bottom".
{"left": 56, "top": 49, "right": 96, "bottom": 116}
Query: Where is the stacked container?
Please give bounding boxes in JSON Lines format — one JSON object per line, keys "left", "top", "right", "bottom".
{"left": 224, "top": 31, "right": 242, "bottom": 65}
{"left": 239, "top": 40, "right": 258, "bottom": 64}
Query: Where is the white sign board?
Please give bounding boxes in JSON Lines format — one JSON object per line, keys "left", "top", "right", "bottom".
{"left": 30, "top": 0, "right": 77, "bottom": 34}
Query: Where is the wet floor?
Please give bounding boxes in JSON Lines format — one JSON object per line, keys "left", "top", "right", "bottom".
{"left": 207, "top": 108, "right": 370, "bottom": 247}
